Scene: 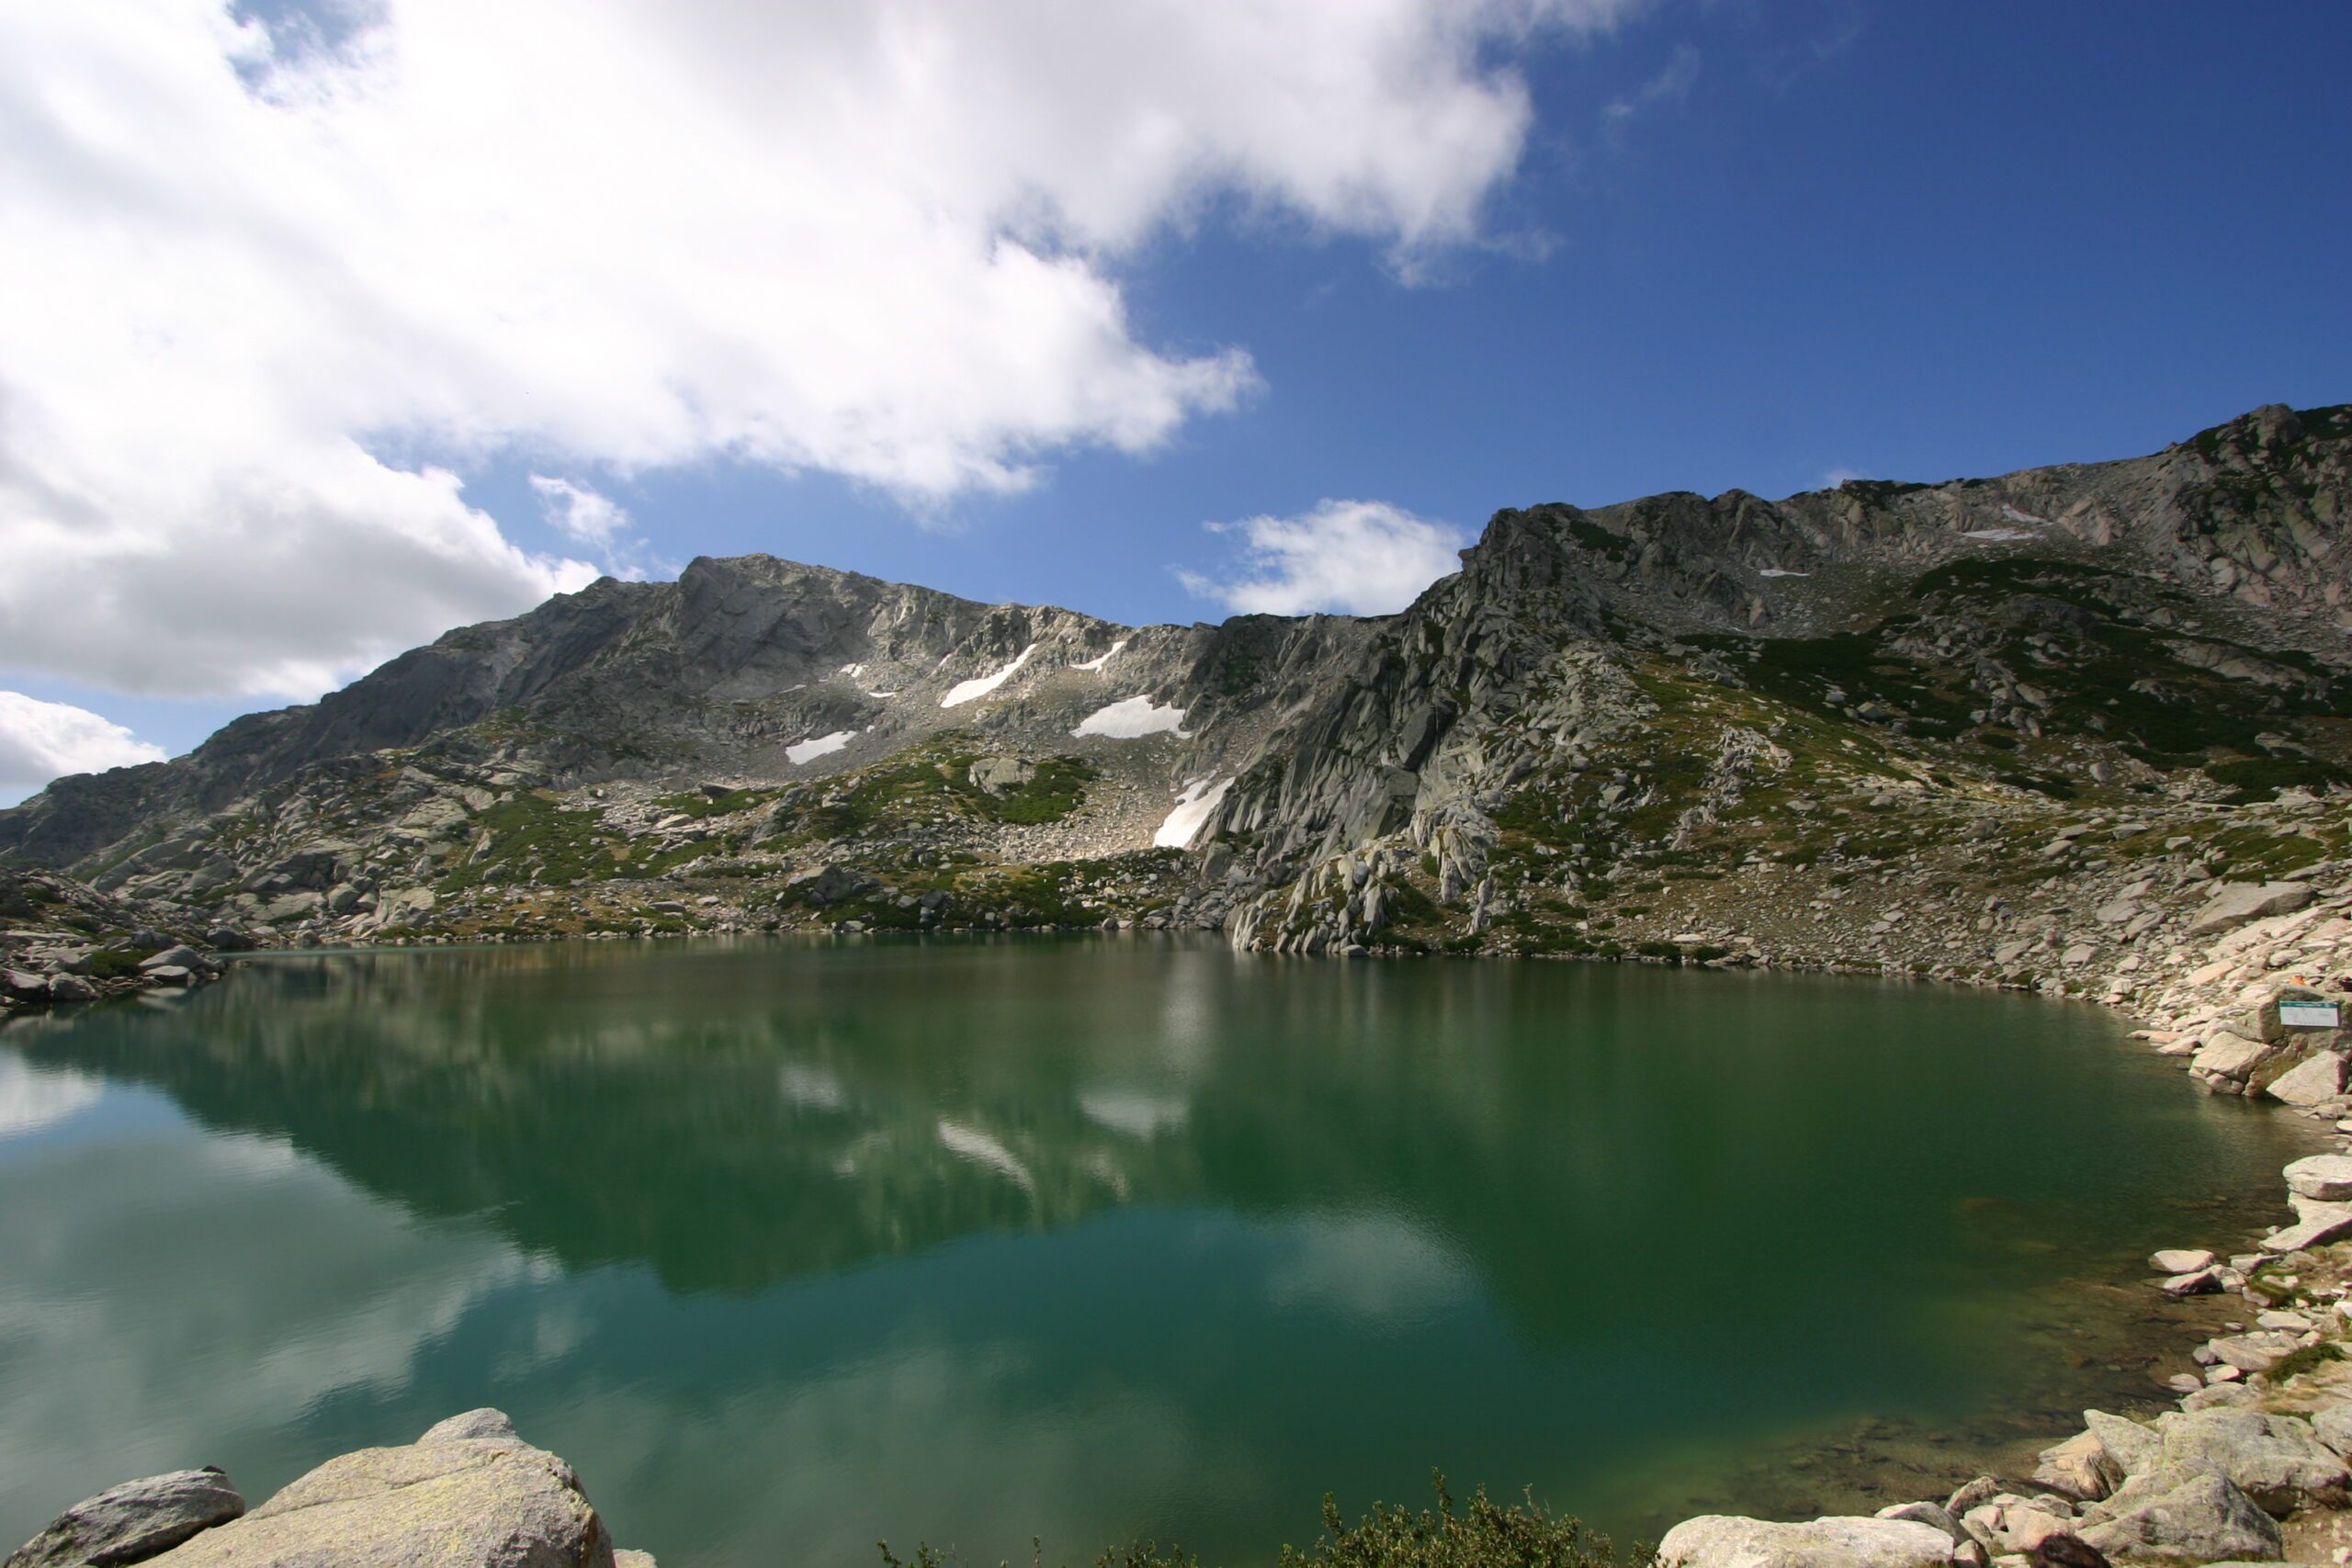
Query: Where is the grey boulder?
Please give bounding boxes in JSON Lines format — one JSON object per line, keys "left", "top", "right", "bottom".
{"left": 6, "top": 1467, "right": 245, "bottom": 1568}
{"left": 967, "top": 757, "right": 1037, "bottom": 796}
{"left": 2187, "top": 882, "right": 2312, "bottom": 939}
{"left": 2313, "top": 1403, "right": 2352, "bottom": 1459}
{"left": 2085, "top": 1410, "right": 2163, "bottom": 1477}
{"left": 2034, "top": 1429, "right": 2116, "bottom": 1501}
{"left": 1657, "top": 1514, "right": 1956, "bottom": 1567}
{"left": 1872, "top": 1501, "right": 1962, "bottom": 1541}
{"left": 2263, "top": 1197, "right": 2352, "bottom": 1254}
{"left": 418, "top": 1409, "right": 519, "bottom": 1444}
{"left": 2265, "top": 1051, "right": 2346, "bottom": 1106}
{"left": 2144, "top": 1407, "right": 2348, "bottom": 1515}
{"left": 2077, "top": 1472, "right": 2280, "bottom": 1562}
{"left": 2285, "top": 1154, "right": 2352, "bottom": 1202}
{"left": 2149, "top": 1249, "right": 2217, "bottom": 1274}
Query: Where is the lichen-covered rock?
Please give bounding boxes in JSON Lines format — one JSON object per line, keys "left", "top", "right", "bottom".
{"left": 2141, "top": 1407, "right": 2349, "bottom": 1515}
{"left": 6, "top": 1467, "right": 245, "bottom": 1568}
{"left": 2076, "top": 1472, "right": 2280, "bottom": 1562}
{"left": 1657, "top": 1514, "right": 1955, "bottom": 1567}
{"left": 418, "top": 1408, "right": 519, "bottom": 1444}
{"left": 148, "top": 1418, "right": 614, "bottom": 1568}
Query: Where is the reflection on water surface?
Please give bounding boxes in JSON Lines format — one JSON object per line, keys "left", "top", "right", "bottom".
{"left": 0, "top": 937, "right": 2314, "bottom": 1564}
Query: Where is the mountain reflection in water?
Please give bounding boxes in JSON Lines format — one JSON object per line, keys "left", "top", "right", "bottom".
{"left": 0, "top": 936, "right": 2316, "bottom": 1566}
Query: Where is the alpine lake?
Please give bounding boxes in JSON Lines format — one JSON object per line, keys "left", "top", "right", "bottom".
{"left": 0, "top": 936, "right": 2321, "bottom": 1564}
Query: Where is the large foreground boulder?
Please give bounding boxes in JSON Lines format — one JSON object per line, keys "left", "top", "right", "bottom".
{"left": 1657, "top": 1514, "right": 1955, "bottom": 1567}
{"left": 6, "top": 1469, "right": 245, "bottom": 1568}
{"left": 148, "top": 1413, "right": 616, "bottom": 1568}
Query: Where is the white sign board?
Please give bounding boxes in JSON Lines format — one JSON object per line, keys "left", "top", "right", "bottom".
{"left": 2279, "top": 1001, "right": 2343, "bottom": 1030}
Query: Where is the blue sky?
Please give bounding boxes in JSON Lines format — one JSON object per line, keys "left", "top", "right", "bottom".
{"left": 2, "top": 0, "right": 2348, "bottom": 799}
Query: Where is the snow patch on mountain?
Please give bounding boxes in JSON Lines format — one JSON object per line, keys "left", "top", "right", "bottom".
{"left": 786, "top": 729, "right": 857, "bottom": 764}
{"left": 1154, "top": 776, "right": 1232, "bottom": 849}
{"left": 1073, "top": 694, "right": 1189, "bottom": 739}
{"left": 941, "top": 644, "right": 1037, "bottom": 707}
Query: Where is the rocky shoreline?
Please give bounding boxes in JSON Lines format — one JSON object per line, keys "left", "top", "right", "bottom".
{"left": 0, "top": 868, "right": 243, "bottom": 1010}
{"left": 1647, "top": 866, "right": 2352, "bottom": 1566}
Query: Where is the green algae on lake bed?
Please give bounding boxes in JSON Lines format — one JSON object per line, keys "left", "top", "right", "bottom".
{"left": 0, "top": 936, "right": 2320, "bottom": 1564}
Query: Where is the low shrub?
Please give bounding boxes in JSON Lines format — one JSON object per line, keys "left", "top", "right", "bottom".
{"left": 878, "top": 1475, "right": 1640, "bottom": 1568}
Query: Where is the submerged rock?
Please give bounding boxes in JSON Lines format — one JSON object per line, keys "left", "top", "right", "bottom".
{"left": 6, "top": 1469, "right": 245, "bottom": 1568}
{"left": 2149, "top": 1248, "right": 2217, "bottom": 1274}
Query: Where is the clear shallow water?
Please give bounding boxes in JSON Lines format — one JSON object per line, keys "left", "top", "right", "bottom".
{"left": 0, "top": 938, "right": 2316, "bottom": 1563}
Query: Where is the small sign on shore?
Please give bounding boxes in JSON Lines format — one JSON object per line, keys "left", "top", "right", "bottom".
{"left": 2280, "top": 1001, "right": 2344, "bottom": 1029}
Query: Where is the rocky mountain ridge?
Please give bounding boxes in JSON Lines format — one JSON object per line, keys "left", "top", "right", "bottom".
{"left": 1, "top": 401, "right": 2348, "bottom": 1010}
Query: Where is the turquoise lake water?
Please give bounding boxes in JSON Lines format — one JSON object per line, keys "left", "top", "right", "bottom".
{"left": 0, "top": 937, "right": 2314, "bottom": 1563}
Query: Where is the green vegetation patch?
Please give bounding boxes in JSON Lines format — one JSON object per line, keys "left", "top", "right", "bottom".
{"left": 768, "top": 737, "right": 1099, "bottom": 843}
{"left": 648, "top": 786, "right": 784, "bottom": 821}
{"left": 437, "top": 791, "right": 629, "bottom": 892}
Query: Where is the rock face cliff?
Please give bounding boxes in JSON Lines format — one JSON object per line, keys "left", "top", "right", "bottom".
{"left": 4, "top": 402, "right": 2350, "bottom": 1004}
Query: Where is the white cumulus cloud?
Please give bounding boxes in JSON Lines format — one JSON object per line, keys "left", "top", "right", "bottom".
{"left": 1180, "top": 500, "right": 1467, "bottom": 616}
{"left": 0, "top": 692, "right": 169, "bottom": 800}
{"left": 529, "top": 477, "right": 631, "bottom": 550}
{"left": 0, "top": 0, "right": 1633, "bottom": 702}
